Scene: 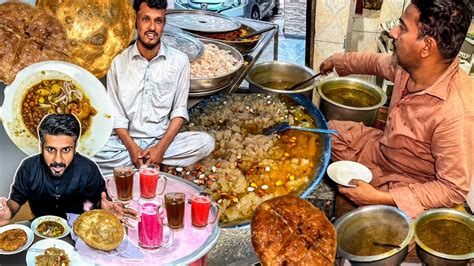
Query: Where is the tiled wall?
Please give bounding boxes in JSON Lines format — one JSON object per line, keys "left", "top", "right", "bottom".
{"left": 312, "top": 0, "right": 355, "bottom": 71}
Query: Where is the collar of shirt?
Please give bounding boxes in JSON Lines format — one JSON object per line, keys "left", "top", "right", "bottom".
{"left": 400, "top": 58, "right": 459, "bottom": 101}
{"left": 130, "top": 40, "right": 168, "bottom": 62}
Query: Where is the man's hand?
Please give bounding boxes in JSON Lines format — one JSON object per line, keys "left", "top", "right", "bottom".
{"left": 141, "top": 143, "right": 166, "bottom": 165}
{"left": 0, "top": 198, "right": 12, "bottom": 226}
{"left": 128, "top": 144, "right": 146, "bottom": 168}
{"left": 100, "top": 192, "right": 139, "bottom": 228}
{"left": 319, "top": 56, "right": 335, "bottom": 75}
{"left": 338, "top": 180, "right": 396, "bottom": 206}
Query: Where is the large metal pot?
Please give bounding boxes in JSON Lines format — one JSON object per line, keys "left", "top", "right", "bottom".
{"left": 246, "top": 61, "right": 317, "bottom": 98}
{"left": 190, "top": 39, "right": 243, "bottom": 93}
{"left": 317, "top": 77, "right": 387, "bottom": 126}
{"left": 414, "top": 208, "right": 474, "bottom": 265}
{"left": 334, "top": 205, "right": 414, "bottom": 265}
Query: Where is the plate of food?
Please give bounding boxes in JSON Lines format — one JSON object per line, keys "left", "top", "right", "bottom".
{"left": 1, "top": 60, "right": 114, "bottom": 157}
{"left": 26, "top": 238, "right": 81, "bottom": 266}
{"left": 0, "top": 224, "right": 34, "bottom": 255}
{"left": 31, "top": 215, "right": 70, "bottom": 239}
{"left": 327, "top": 160, "right": 372, "bottom": 187}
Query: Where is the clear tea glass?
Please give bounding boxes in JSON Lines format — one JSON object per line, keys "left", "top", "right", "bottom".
{"left": 107, "top": 166, "right": 134, "bottom": 202}
{"left": 164, "top": 192, "right": 185, "bottom": 230}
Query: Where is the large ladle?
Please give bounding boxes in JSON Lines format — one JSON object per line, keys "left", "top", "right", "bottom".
{"left": 286, "top": 72, "right": 322, "bottom": 91}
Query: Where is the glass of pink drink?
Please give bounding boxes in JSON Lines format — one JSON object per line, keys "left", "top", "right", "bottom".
{"left": 190, "top": 193, "right": 220, "bottom": 229}
{"left": 139, "top": 164, "right": 167, "bottom": 199}
{"left": 138, "top": 199, "right": 174, "bottom": 250}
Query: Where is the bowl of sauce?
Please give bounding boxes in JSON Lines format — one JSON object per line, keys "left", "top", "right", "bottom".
{"left": 414, "top": 208, "right": 474, "bottom": 265}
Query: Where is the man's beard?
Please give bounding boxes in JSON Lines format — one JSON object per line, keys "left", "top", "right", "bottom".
{"left": 138, "top": 31, "right": 160, "bottom": 50}
{"left": 49, "top": 162, "right": 66, "bottom": 177}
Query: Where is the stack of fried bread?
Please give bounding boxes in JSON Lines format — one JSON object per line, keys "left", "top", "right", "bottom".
{"left": 73, "top": 210, "right": 123, "bottom": 251}
{"left": 251, "top": 195, "right": 336, "bottom": 266}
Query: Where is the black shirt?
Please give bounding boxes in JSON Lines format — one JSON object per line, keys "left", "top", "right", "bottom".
{"left": 10, "top": 153, "right": 105, "bottom": 219}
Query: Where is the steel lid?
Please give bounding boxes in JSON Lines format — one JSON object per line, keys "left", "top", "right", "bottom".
{"left": 162, "top": 32, "right": 204, "bottom": 61}
{"left": 166, "top": 10, "right": 241, "bottom": 33}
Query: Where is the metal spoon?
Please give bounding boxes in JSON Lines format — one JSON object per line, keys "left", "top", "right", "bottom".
{"left": 236, "top": 26, "right": 276, "bottom": 41}
{"left": 286, "top": 72, "right": 322, "bottom": 91}
{"left": 373, "top": 241, "right": 401, "bottom": 249}
{"left": 262, "top": 122, "right": 338, "bottom": 135}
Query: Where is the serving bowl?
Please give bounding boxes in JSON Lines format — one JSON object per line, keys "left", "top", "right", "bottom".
{"left": 1, "top": 61, "right": 114, "bottom": 156}
{"left": 187, "top": 24, "right": 261, "bottom": 55}
{"left": 190, "top": 39, "right": 243, "bottom": 93}
{"left": 317, "top": 77, "right": 387, "bottom": 126}
{"left": 334, "top": 205, "right": 414, "bottom": 265}
{"left": 414, "top": 208, "right": 474, "bottom": 265}
{"left": 246, "top": 61, "right": 317, "bottom": 98}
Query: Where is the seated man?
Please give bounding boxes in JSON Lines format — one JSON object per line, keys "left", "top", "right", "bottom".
{"left": 0, "top": 114, "right": 137, "bottom": 226}
{"left": 93, "top": 0, "right": 215, "bottom": 176}
{"left": 319, "top": 0, "right": 472, "bottom": 218}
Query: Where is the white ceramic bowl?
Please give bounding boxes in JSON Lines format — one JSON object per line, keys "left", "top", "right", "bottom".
{"left": 327, "top": 160, "right": 372, "bottom": 187}
{"left": 1, "top": 60, "right": 114, "bottom": 156}
{"left": 31, "top": 215, "right": 70, "bottom": 239}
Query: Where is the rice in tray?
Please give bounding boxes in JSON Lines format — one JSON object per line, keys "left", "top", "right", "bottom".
{"left": 172, "top": 93, "right": 322, "bottom": 224}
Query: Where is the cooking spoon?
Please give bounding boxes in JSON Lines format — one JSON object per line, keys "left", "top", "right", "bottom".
{"left": 262, "top": 122, "right": 338, "bottom": 135}
{"left": 373, "top": 241, "right": 401, "bottom": 249}
{"left": 236, "top": 26, "right": 276, "bottom": 41}
{"left": 286, "top": 72, "right": 322, "bottom": 91}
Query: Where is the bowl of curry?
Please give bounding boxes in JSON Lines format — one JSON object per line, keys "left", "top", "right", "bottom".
{"left": 1, "top": 60, "right": 114, "bottom": 156}
{"left": 31, "top": 215, "right": 70, "bottom": 239}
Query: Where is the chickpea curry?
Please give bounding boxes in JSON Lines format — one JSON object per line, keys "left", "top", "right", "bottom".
{"left": 21, "top": 79, "right": 97, "bottom": 137}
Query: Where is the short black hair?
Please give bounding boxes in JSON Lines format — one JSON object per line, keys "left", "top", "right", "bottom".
{"left": 133, "top": 0, "right": 167, "bottom": 12}
{"left": 411, "top": 0, "right": 472, "bottom": 60}
{"left": 38, "top": 114, "right": 81, "bottom": 145}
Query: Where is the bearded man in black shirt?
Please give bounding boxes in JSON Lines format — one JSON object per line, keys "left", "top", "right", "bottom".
{"left": 0, "top": 114, "right": 137, "bottom": 226}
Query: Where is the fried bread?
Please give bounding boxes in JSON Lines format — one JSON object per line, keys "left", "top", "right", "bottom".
{"left": 0, "top": 228, "right": 27, "bottom": 252}
{"left": 73, "top": 210, "right": 123, "bottom": 251}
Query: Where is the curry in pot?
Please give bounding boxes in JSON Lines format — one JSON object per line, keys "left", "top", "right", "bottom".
{"left": 417, "top": 219, "right": 473, "bottom": 255}
{"left": 21, "top": 79, "right": 97, "bottom": 137}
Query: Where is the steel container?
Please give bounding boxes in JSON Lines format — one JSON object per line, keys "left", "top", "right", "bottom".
{"left": 414, "top": 208, "right": 474, "bottom": 265}
{"left": 246, "top": 61, "right": 317, "bottom": 98}
{"left": 190, "top": 39, "right": 243, "bottom": 93}
{"left": 317, "top": 77, "right": 387, "bottom": 126}
{"left": 334, "top": 205, "right": 414, "bottom": 265}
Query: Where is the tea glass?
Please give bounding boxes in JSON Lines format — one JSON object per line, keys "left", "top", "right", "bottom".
{"left": 107, "top": 166, "right": 134, "bottom": 202}
{"left": 164, "top": 192, "right": 185, "bottom": 231}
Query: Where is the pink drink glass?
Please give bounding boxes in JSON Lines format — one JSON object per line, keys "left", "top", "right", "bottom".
{"left": 138, "top": 199, "right": 173, "bottom": 250}
{"left": 190, "top": 193, "right": 220, "bottom": 229}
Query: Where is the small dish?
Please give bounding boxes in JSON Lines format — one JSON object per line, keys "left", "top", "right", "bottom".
{"left": 31, "top": 215, "right": 70, "bottom": 239}
{"left": 0, "top": 224, "right": 34, "bottom": 255}
{"left": 26, "top": 238, "right": 81, "bottom": 266}
{"left": 327, "top": 160, "right": 372, "bottom": 187}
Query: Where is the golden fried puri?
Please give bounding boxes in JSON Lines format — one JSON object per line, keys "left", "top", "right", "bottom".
{"left": 73, "top": 210, "right": 124, "bottom": 251}
{"left": 0, "top": 228, "right": 27, "bottom": 252}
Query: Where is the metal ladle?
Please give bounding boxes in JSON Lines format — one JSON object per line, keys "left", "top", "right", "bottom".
{"left": 286, "top": 72, "right": 322, "bottom": 91}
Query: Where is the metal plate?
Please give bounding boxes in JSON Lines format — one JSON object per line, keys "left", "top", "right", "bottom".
{"left": 162, "top": 32, "right": 204, "bottom": 62}
{"left": 166, "top": 10, "right": 241, "bottom": 33}
{"left": 188, "top": 84, "right": 228, "bottom": 97}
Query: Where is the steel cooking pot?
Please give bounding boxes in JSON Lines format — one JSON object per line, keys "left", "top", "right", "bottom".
{"left": 1, "top": 60, "right": 114, "bottom": 156}
{"left": 317, "top": 77, "right": 387, "bottom": 126}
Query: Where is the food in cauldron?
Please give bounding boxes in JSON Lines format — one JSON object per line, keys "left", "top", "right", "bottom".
{"left": 190, "top": 43, "right": 241, "bottom": 79}
{"left": 193, "top": 27, "right": 260, "bottom": 42}
{"left": 21, "top": 79, "right": 97, "bottom": 138}
{"left": 251, "top": 195, "right": 336, "bottom": 265}
{"left": 166, "top": 94, "right": 323, "bottom": 225}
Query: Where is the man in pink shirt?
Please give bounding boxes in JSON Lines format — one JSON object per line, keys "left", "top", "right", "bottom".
{"left": 320, "top": 0, "right": 472, "bottom": 218}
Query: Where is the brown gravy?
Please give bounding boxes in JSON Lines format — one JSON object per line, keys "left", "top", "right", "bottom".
{"left": 417, "top": 219, "right": 473, "bottom": 255}
{"left": 324, "top": 88, "right": 379, "bottom": 108}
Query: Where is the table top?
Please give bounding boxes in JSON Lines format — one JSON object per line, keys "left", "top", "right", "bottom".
{"left": 0, "top": 173, "right": 220, "bottom": 265}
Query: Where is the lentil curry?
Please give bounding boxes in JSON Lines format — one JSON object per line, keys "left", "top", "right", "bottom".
{"left": 21, "top": 79, "right": 97, "bottom": 137}
{"left": 166, "top": 94, "right": 323, "bottom": 225}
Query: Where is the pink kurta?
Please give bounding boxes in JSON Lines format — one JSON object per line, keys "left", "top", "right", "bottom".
{"left": 329, "top": 52, "right": 473, "bottom": 218}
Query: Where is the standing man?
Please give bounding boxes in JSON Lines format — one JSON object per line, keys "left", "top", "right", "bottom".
{"left": 94, "top": 0, "right": 215, "bottom": 176}
{"left": 0, "top": 114, "right": 137, "bottom": 226}
{"left": 320, "top": 0, "right": 472, "bottom": 218}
